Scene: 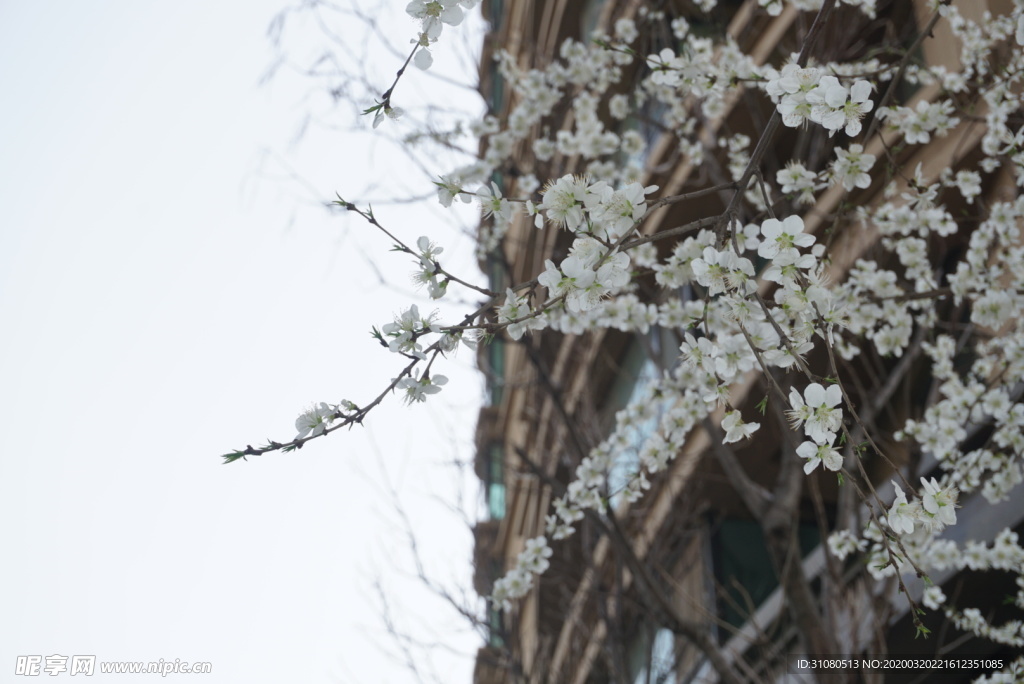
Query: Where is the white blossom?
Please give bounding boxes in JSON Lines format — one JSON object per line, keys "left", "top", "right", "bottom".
{"left": 497, "top": 288, "right": 544, "bottom": 340}
{"left": 396, "top": 371, "right": 448, "bottom": 404}
{"left": 758, "top": 215, "right": 815, "bottom": 262}
{"left": 798, "top": 440, "right": 842, "bottom": 474}
{"left": 722, "top": 410, "right": 759, "bottom": 443}
{"left": 920, "top": 476, "right": 958, "bottom": 528}
{"left": 832, "top": 144, "right": 876, "bottom": 191}
{"left": 808, "top": 77, "right": 874, "bottom": 137}
{"left": 788, "top": 383, "right": 843, "bottom": 445}
{"left": 295, "top": 403, "right": 334, "bottom": 440}
{"left": 887, "top": 482, "right": 917, "bottom": 535}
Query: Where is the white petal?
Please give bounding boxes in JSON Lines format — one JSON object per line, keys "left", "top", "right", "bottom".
{"left": 824, "top": 84, "right": 849, "bottom": 108}
{"left": 823, "top": 453, "right": 842, "bottom": 471}
{"left": 413, "top": 48, "right": 433, "bottom": 70}
{"left": 804, "top": 383, "right": 826, "bottom": 406}
{"left": 850, "top": 80, "right": 872, "bottom": 103}
{"left": 440, "top": 5, "right": 463, "bottom": 25}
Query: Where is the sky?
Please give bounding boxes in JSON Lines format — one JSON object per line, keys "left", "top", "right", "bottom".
{"left": 0, "top": 3, "right": 486, "bottom": 682}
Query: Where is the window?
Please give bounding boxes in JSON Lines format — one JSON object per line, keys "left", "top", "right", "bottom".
{"left": 485, "top": 253, "right": 505, "bottom": 294}
{"left": 606, "top": 346, "right": 661, "bottom": 507}
{"left": 486, "top": 599, "right": 505, "bottom": 648}
{"left": 486, "top": 442, "right": 506, "bottom": 521}
{"left": 580, "top": 0, "right": 607, "bottom": 39}
{"left": 485, "top": 0, "right": 503, "bottom": 32}
{"left": 711, "top": 518, "right": 819, "bottom": 633}
{"left": 605, "top": 333, "right": 676, "bottom": 508}
{"left": 487, "top": 61, "right": 505, "bottom": 114}
{"left": 627, "top": 624, "right": 677, "bottom": 684}
{"left": 482, "top": 248, "right": 507, "bottom": 407}
{"left": 485, "top": 338, "right": 505, "bottom": 406}
{"left": 622, "top": 99, "right": 669, "bottom": 170}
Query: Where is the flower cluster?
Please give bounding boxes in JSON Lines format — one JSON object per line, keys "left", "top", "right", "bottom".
{"left": 887, "top": 478, "right": 959, "bottom": 536}
{"left": 766, "top": 65, "right": 874, "bottom": 136}
{"left": 776, "top": 161, "right": 819, "bottom": 204}
{"left": 496, "top": 288, "right": 544, "bottom": 340}
{"left": 491, "top": 537, "right": 552, "bottom": 610}
{"left": 293, "top": 400, "right": 357, "bottom": 441}
{"left": 396, "top": 370, "right": 448, "bottom": 404}
{"left": 532, "top": 175, "right": 658, "bottom": 237}
{"left": 406, "top": 0, "right": 480, "bottom": 70}
{"left": 411, "top": 236, "right": 447, "bottom": 299}
{"left": 381, "top": 305, "right": 440, "bottom": 359}
{"left": 876, "top": 99, "right": 960, "bottom": 145}
{"left": 538, "top": 237, "right": 631, "bottom": 313}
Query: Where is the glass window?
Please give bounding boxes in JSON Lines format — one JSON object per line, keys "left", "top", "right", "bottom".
{"left": 627, "top": 624, "right": 677, "bottom": 684}
{"left": 487, "top": 600, "right": 505, "bottom": 648}
{"left": 486, "top": 255, "right": 505, "bottom": 299}
{"left": 488, "top": 63, "right": 505, "bottom": 114}
{"left": 580, "top": 0, "right": 606, "bottom": 39}
{"left": 485, "top": 338, "right": 505, "bottom": 406}
{"left": 606, "top": 335, "right": 675, "bottom": 508}
{"left": 486, "top": 0, "right": 503, "bottom": 32}
{"left": 622, "top": 99, "right": 669, "bottom": 169}
{"left": 607, "top": 351, "right": 660, "bottom": 507}
{"left": 711, "top": 519, "right": 819, "bottom": 633}
{"left": 487, "top": 442, "right": 506, "bottom": 521}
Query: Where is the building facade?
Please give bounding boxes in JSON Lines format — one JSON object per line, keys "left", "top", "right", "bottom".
{"left": 470, "top": 1, "right": 1024, "bottom": 682}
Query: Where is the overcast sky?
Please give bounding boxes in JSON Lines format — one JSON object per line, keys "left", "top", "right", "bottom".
{"left": 0, "top": 3, "right": 485, "bottom": 682}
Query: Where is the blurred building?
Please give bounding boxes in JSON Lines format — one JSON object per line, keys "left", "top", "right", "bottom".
{"left": 470, "top": 1, "right": 1024, "bottom": 682}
